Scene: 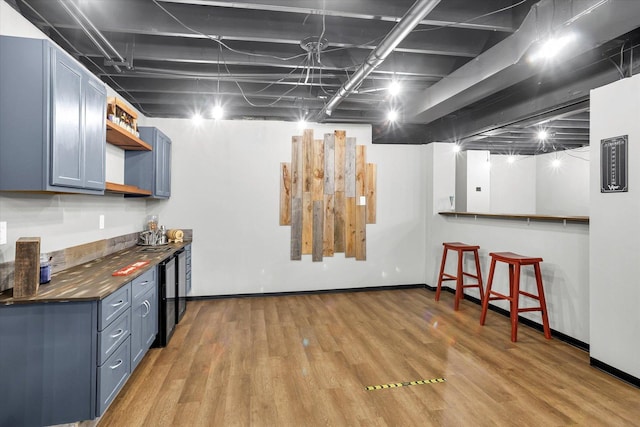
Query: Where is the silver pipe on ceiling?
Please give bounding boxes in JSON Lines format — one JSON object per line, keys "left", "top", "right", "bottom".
{"left": 57, "top": 0, "right": 124, "bottom": 72}
{"left": 65, "top": 0, "right": 127, "bottom": 66}
{"left": 317, "top": 0, "right": 441, "bottom": 120}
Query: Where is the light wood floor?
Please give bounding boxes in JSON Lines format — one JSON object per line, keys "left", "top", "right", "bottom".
{"left": 98, "top": 289, "right": 640, "bottom": 426}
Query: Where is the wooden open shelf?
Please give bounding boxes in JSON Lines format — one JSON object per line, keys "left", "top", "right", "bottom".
{"left": 439, "top": 211, "right": 589, "bottom": 224}
{"left": 106, "top": 121, "right": 151, "bottom": 151}
{"left": 105, "top": 182, "right": 152, "bottom": 196}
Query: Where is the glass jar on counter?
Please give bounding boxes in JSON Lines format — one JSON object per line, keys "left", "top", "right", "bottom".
{"left": 40, "top": 254, "right": 51, "bottom": 284}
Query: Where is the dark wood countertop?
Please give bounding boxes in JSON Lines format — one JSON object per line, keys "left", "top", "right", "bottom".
{"left": 0, "top": 242, "right": 191, "bottom": 305}
{"left": 439, "top": 211, "right": 589, "bottom": 224}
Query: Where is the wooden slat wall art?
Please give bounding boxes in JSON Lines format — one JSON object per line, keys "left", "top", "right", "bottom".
{"left": 323, "top": 194, "right": 334, "bottom": 256}
{"left": 334, "top": 130, "right": 346, "bottom": 254}
{"left": 302, "top": 192, "right": 313, "bottom": 255}
{"left": 279, "top": 163, "right": 291, "bottom": 225}
{"left": 281, "top": 129, "right": 376, "bottom": 261}
{"left": 366, "top": 163, "right": 377, "bottom": 224}
{"left": 302, "top": 129, "right": 314, "bottom": 255}
{"left": 355, "top": 146, "right": 367, "bottom": 260}
{"left": 290, "top": 136, "right": 302, "bottom": 260}
{"left": 323, "top": 133, "right": 335, "bottom": 257}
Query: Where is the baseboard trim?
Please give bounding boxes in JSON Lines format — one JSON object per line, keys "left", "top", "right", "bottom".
{"left": 187, "top": 284, "right": 427, "bottom": 301}
{"left": 590, "top": 358, "right": 640, "bottom": 389}
{"left": 425, "top": 285, "right": 589, "bottom": 352}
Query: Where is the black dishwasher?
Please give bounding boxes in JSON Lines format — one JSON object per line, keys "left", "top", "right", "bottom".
{"left": 154, "top": 255, "right": 176, "bottom": 347}
{"left": 154, "top": 249, "right": 188, "bottom": 347}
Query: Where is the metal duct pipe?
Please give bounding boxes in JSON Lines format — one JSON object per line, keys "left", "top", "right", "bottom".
{"left": 406, "top": 0, "right": 640, "bottom": 125}
{"left": 317, "top": 0, "right": 441, "bottom": 120}
{"left": 58, "top": 0, "right": 123, "bottom": 72}
{"left": 66, "top": 0, "right": 127, "bottom": 66}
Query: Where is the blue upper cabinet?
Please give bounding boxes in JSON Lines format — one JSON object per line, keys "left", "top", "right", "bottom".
{"left": 125, "top": 127, "right": 172, "bottom": 199}
{"left": 0, "top": 36, "right": 106, "bottom": 194}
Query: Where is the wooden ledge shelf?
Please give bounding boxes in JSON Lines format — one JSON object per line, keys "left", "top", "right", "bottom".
{"left": 439, "top": 211, "right": 589, "bottom": 224}
{"left": 106, "top": 121, "right": 151, "bottom": 151}
{"left": 105, "top": 182, "right": 152, "bottom": 196}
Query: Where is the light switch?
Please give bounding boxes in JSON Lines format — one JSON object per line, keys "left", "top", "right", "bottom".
{"left": 359, "top": 196, "right": 367, "bottom": 206}
{"left": 99, "top": 215, "right": 105, "bottom": 230}
{"left": 0, "top": 221, "right": 6, "bottom": 245}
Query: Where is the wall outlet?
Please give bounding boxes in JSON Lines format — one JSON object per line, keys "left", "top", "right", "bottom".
{"left": 99, "top": 215, "right": 105, "bottom": 230}
{"left": 0, "top": 221, "right": 6, "bottom": 245}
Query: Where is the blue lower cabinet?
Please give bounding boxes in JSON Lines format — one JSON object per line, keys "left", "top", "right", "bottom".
{"left": 0, "top": 302, "right": 98, "bottom": 427}
{"left": 97, "top": 337, "right": 131, "bottom": 415}
{"left": 0, "top": 276, "right": 159, "bottom": 425}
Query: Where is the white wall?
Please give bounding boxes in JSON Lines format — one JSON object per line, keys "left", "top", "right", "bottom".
{"left": 143, "top": 118, "right": 428, "bottom": 296}
{"left": 426, "top": 144, "right": 590, "bottom": 343}
{"left": 536, "top": 148, "right": 590, "bottom": 216}
{"left": 456, "top": 150, "right": 491, "bottom": 212}
{"left": 490, "top": 154, "right": 536, "bottom": 214}
{"left": 590, "top": 75, "right": 640, "bottom": 379}
{"left": 0, "top": 1, "right": 148, "bottom": 263}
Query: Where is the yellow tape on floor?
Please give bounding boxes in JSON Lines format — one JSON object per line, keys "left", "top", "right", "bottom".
{"left": 365, "top": 378, "right": 446, "bottom": 391}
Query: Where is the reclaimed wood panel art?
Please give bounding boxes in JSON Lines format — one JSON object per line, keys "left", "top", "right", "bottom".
{"left": 290, "top": 136, "right": 302, "bottom": 260}
{"left": 279, "top": 163, "right": 291, "bottom": 225}
{"left": 345, "top": 197, "right": 356, "bottom": 258}
{"left": 302, "top": 192, "right": 312, "bottom": 255}
{"left": 323, "top": 194, "right": 335, "bottom": 256}
{"left": 333, "top": 191, "right": 345, "bottom": 254}
{"left": 366, "top": 163, "right": 377, "bottom": 224}
{"left": 281, "top": 129, "right": 376, "bottom": 261}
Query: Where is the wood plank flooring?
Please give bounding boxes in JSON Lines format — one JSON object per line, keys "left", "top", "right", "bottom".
{"left": 97, "top": 289, "right": 640, "bottom": 426}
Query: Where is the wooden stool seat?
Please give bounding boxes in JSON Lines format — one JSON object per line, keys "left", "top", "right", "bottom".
{"left": 435, "top": 242, "right": 484, "bottom": 311}
{"left": 479, "top": 251, "right": 551, "bottom": 342}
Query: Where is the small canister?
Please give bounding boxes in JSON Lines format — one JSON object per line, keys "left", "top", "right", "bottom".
{"left": 39, "top": 254, "right": 51, "bottom": 284}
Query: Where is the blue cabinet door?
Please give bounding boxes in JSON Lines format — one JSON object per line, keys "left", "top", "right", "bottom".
{"left": 0, "top": 36, "right": 105, "bottom": 194}
{"left": 126, "top": 127, "right": 172, "bottom": 198}
{"left": 84, "top": 77, "right": 107, "bottom": 190}
{"left": 155, "top": 130, "right": 172, "bottom": 198}
{"left": 50, "top": 47, "right": 84, "bottom": 188}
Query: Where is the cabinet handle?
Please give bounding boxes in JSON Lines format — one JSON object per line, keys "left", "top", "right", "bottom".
{"left": 138, "top": 281, "right": 149, "bottom": 286}
{"left": 109, "top": 359, "right": 123, "bottom": 370}
{"left": 110, "top": 300, "right": 125, "bottom": 307}
{"left": 109, "top": 328, "right": 124, "bottom": 339}
{"left": 142, "top": 300, "right": 150, "bottom": 317}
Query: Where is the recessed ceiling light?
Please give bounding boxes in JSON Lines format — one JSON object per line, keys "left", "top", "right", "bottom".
{"left": 507, "top": 155, "right": 516, "bottom": 164}
{"left": 529, "top": 32, "right": 576, "bottom": 62}
{"left": 388, "top": 80, "right": 401, "bottom": 96}
{"left": 453, "top": 145, "right": 461, "bottom": 153}
{"left": 537, "top": 130, "right": 549, "bottom": 140}
{"left": 212, "top": 105, "right": 224, "bottom": 120}
{"left": 387, "top": 110, "right": 398, "bottom": 122}
{"left": 552, "top": 158, "right": 561, "bottom": 168}
{"left": 192, "top": 113, "right": 202, "bottom": 125}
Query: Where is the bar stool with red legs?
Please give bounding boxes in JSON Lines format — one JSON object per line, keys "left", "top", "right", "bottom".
{"left": 435, "top": 242, "right": 484, "bottom": 310}
{"left": 479, "top": 252, "right": 551, "bottom": 342}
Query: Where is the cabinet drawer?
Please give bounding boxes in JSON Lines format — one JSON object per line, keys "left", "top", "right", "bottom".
{"left": 98, "top": 308, "right": 131, "bottom": 366}
{"left": 97, "top": 337, "right": 131, "bottom": 416}
{"left": 131, "top": 268, "right": 156, "bottom": 301}
{"left": 99, "top": 284, "right": 131, "bottom": 330}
